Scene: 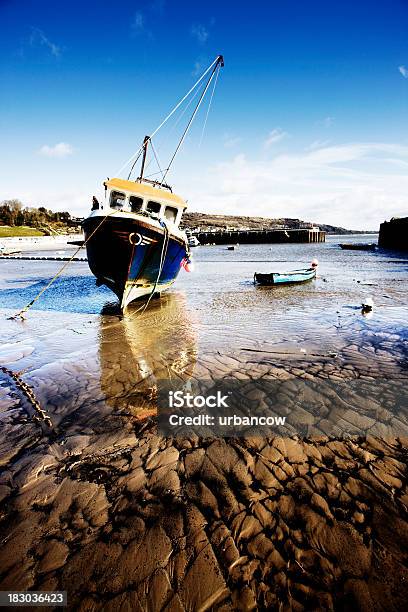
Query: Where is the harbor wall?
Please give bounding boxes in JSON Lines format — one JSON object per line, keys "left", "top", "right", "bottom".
{"left": 378, "top": 217, "right": 408, "bottom": 251}
{"left": 195, "top": 228, "right": 326, "bottom": 245}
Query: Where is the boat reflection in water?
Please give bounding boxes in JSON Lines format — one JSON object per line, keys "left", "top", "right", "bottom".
{"left": 99, "top": 292, "right": 197, "bottom": 419}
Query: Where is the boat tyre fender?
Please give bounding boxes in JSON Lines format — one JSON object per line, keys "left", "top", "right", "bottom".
{"left": 129, "top": 232, "right": 143, "bottom": 246}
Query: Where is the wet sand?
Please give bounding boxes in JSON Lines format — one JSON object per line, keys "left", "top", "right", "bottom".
{"left": 0, "top": 238, "right": 407, "bottom": 610}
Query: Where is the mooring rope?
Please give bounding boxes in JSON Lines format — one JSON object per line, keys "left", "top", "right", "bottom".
{"left": 8, "top": 211, "right": 117, "bottom": 320}
{"left": 126, "top": 220, "right": 171, "bottom": 319}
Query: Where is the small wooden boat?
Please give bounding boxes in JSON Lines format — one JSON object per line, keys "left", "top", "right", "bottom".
{"left": 254, "top": 267, "right": 316, "bottom": 286}
{"left": 339, "top": 243, "right": 376, "bottom": 251}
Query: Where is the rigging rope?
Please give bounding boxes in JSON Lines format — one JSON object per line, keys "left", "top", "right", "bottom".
{"left": 127, "top": 149, "right": 143, "bottom": 181}
{"left": 136, "top": 78, "right": 207, "bottom": 181}
{"left": 126, "top": 220, "right": 171, "bottom": 319}
{"left": 150, "top": 140, "right": 165, "bottom": 183}
{"left": 199, "top": 64, "right": 220, "bottom": 148}
{"left": 115, "top": 56, "right": 220, "bottom": 177}
{"left": 160, "top": 60, "right": 220, "bottom": 185}
{"left": 162, "top": 78, "right": 207, "bottom": 139}
{"left": 8, "top": 211, "right": 117, "bottom": 320}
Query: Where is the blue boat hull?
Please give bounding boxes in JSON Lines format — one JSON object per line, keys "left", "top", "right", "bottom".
{"left": 254, "top": 268, "right": 316, "bottom": 285}
{"left": 83, "top": 214, "right": 188, "bottom": 308}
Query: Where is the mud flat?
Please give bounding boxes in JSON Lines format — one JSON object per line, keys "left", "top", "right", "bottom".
{"left": 0, "top": 240, "right": 407, "bottom": 609}
{"left": 0, "top": 297, "right": 408, "bottom": 610}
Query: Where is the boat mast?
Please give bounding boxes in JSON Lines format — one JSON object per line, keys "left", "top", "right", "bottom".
{"left": 138, "top": 135, "right": 150, "bottom": 181}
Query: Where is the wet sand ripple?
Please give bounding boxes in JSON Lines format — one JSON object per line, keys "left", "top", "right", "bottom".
{"left": 1, "top": 351, "right": 408, "bottom": 610}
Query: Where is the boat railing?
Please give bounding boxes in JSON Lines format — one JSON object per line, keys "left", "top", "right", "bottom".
{"left": 136, "top": 177, "right": 173, "bottom": 193}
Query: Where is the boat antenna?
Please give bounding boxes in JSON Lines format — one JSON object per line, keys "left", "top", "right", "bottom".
{"left": 138, "top": 135, "right": 150, "bottom": 180}
{"left": 160, "top": 55, "right": 224, "bottom": 185}
{"left": 116, "top": 54, "right": 224, "bottom": 177}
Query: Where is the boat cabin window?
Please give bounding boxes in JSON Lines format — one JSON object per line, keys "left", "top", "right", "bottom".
{"left": 164, "top": 206, "right": 178, "bottom": 224}
{"left": 110, "top": 191, "right": 126, "bottom": 209}
{"left": 129, "top": 196, "right": 143, "bottom": 213}
{"left": 146, "top": 200, "right": 161, "bottom": 215}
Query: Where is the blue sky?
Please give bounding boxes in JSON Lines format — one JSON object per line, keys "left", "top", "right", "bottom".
{"left": 0, "top": 0, "right": 407, "bottom": 229}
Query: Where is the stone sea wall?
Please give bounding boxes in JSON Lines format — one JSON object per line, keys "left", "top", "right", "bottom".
{"left": 379, "top": 217, "right": 408, "bottom": 251}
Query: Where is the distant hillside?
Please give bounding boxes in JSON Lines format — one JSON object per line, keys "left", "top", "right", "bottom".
{"left": 181, "top": 212, "right": 372, "bottom": 234}
{"left": 0, "top": 199, "right": 80, "bottom": 236}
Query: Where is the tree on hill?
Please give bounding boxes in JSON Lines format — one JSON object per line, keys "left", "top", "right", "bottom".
{"left": 0, "top": 199, "right": 71, "bottom": 227}
{"left": 0, "top": 199, "right": 23, "bottom": 226}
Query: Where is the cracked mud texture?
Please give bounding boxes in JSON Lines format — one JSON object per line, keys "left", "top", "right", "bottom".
{"left": 0, "top": 300, "right": 408, "bottom": 611}
{"left": 1, "top": 239, "right": 408, "bottom": 611}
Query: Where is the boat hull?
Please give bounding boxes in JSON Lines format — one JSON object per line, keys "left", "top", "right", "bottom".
{"left": 339, "top": 243, "right": 377, "bottom": 251}
{"left": 254, "top": 268, "right": 316, "bottom": 286}
{"left": 83, "top": 213, "right": 188, "bottom": 309}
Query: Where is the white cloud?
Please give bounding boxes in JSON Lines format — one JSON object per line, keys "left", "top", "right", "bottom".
{"left": 29, "top": 27, "right": 60, "bottom": 58}
{"left": 264, "top": 128, "right": 288, "bottom": 148}
{"left": 38, "top": 142, "right": 74, "bottom": 158}
{"left": 191, "top": 24, "right": 209, "bottom": 44}
{"left": 130, "top": 10, "right": 157, "bottom": 39}
{"left": 398, "top": 65, "right": 408, "bottom": 78}
{"left": 191, "top": 52, "right": 215, "bottom": 76}
{"left": 192, "top": 59, "right": 204, "bottom": 76}
{"left": 223, "top": 136, "right": 242, "bottom": 149}
{"left": 132, "top": 11, "right": 144, "bottom": 33}
{"left": 307, "top": 139, "right": 330, "bottom": 151}
{"left": 0, "top": 186, "right": 92, "bottom": 216}
{"left": 7, "top": 142, "right": 408, "bottom": 229}
{"left": 183, "top": 142, "right": 408, "bottom": 230}
{"left": 316, "top": 116, "right": 334, "bottom": 128}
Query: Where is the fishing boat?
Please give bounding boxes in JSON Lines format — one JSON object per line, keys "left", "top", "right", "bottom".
{"left": 254, "top": 260, "right": 318, "bottom": 286}
{"left": 0, "top": 247, "right": 21, "bottom": 256}
{"left": 185, "top": 229, "right": 200, "bottom": 247}
{"left": 83, "top": 55, "right": 224, "bottom": 309}
{"left": 339, "top": 243, "right": 377, "bottom": 251}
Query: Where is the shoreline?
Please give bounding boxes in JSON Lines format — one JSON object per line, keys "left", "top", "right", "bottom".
{"left": 0, "top": 233, "right": 83, "bottom": 253}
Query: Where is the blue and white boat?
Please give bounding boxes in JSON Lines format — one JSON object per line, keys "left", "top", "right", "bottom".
{"left": 83, "top": 177, "right": 190, "bottom": 309}
{"left": 254, "top": 264, "right": 317, "bottom": 286}
{"left": 83, "top": 55, "right": 224, "bottom": 309}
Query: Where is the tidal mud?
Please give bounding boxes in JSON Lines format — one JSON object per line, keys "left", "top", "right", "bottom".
{"left": 0, "top": 299, "right": 407, "bottom": 610}
{"left": 0, "top": 241, "right": 407, "bottom": 610}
